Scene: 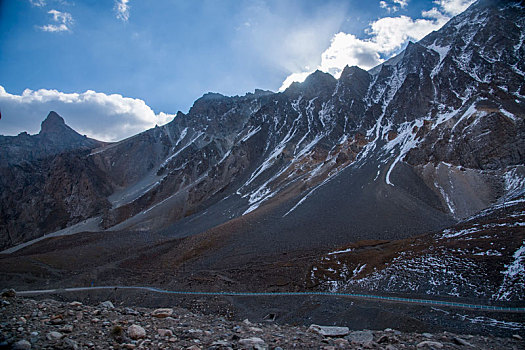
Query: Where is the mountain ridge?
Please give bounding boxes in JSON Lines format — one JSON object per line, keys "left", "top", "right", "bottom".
{"left": 0, "top": 111, "right": 104, "bottom": 167}
{"left": 0, "top": 0, "right": 523, "bottom": 311}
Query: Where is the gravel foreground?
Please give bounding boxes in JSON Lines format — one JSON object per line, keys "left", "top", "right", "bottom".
{"left": 1, "top": 291, "right": 523, "bottom": 350}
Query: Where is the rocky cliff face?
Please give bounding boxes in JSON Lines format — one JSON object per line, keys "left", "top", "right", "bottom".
{"left": 0, "top": 151, "right": 112, "bottom": 249}
{"left": 0, "top": 0, "right": 523, "bottom": 305}
{"left": 0, "top": 111, "right": 103, "bottom": 167}
{"left": 0, "top": 112, "right": 110, "bottom": 249}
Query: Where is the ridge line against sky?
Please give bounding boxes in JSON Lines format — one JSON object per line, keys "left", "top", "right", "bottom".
{"left": 0, "top": 0, "right": 475, "bottom": 142}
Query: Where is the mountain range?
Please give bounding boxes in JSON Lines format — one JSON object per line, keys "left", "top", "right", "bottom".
{"left": 0, "top": 0, "right": 523, "bottom": 310}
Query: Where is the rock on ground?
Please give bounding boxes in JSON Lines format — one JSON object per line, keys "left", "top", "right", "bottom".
{"left": 0, "top": 296, "right": 523, "bottom": 349}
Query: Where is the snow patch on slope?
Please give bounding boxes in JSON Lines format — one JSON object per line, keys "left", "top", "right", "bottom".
{"left": 384, "top": 119, "right": 424, "bottom": 186}
{"left": 504, "top": 166, "right": 525, "bottom": 200}
{"left": 494, "top": 242, "right": 525, "bottom": 301}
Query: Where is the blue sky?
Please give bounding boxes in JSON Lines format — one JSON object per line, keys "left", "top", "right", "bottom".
{"left": 0, "top": 0, "right": 474, "bottom": 141}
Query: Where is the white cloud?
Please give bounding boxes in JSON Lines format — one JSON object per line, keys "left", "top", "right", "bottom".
{"left": 115, "top": 0, "right": 131, "bottom": 22}
{"left": 0, "top": 86, "right": 174, "bottom": 142}
{"left": 279, "top": 0, "right": 463, "bottom": 90}
{"left": 368, "top": 15, "right": 447, "bottom": 52}
{"left": 319, "top": 33, "right": 383, "bottom": 75}
{"left": 29, "top": 0, "right": 46, "bottom": 7}
{"left": 393, "top": 0, "right": 409, "bottom": 8}
{"left": 434, "top": 0, "right": 475, "bottom": 16}
{"left": 39, "top": 9, "right": 73, "bottom": 32}
{"left": 279, "top": 72, "right": 313, "bottom": 91}
{"left": 380, "top": 0, "right": 409, "bottom": 13}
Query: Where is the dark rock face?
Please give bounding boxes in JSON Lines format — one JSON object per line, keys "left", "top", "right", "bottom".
{"left": 0, "top": 111, "right": 103, "bottom": 167}
{"left": 0, "top": 151, "right": 112, "bottom": 249}
{"left": 0, "top": 0, "right": 524, "bottom": 253}
{"left": 0, "top": 112, "right": 109, "bottom": 249}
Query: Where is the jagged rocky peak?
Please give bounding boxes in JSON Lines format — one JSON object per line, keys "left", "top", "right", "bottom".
{"left": 339, "top": 65, "right": 368, "bottom": 79}
{"left": 338, "top": 65, "right": 372, "bottom": 98}
{"left": 40, "top": 111, "right": 67, "bottom": 134}
{"left": 303, "top": 69, "right": 337, "bottom": 86}
{"left": 39, "top": 111, "right": 81, "bottom": 140}
{"left": 188, "top": 92, "right": 229, "bottom": 116}
{"left": 286, "top": 69, "right": 337, "bottom": 97}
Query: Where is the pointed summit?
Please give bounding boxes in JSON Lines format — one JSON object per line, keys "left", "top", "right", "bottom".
{"left": 39, "top": 111, "right": 70, "bottom": 136}
{"left": 37, "top": 111, "right": 101, "bottom": 150}
{"left": 303, "top": 70, "right": 337, "bottom": 87}
{"left": 285, "top": 70, "right": 337, "bottom": 97}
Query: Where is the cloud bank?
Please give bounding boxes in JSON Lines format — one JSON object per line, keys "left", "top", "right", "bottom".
{"left": 0, "top": 86, "right": 174, "bottom": 142}
{"left": 279, "top": 0, "right": 475, "bottom": 90}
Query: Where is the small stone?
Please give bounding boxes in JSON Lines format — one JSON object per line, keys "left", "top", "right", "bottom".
{"left": 417, "top": 341, "right": 443, "bottom": 348}
{"left": 378, "top": 335, "right": 391, "bottom": 343}
{"left": 249, "top": 327, "right": 264, "bottom": 333}
{"left": 1, "top": 288, "right": 16, "bottom": 298}
{"left": 239, "top": 337, "right": 267, "bottom": 349}
{"left": 512, "top": 334, "right": 523, "bottom": 340}
{"left": 12, "top": 340, "right": 31, "bottom": 349}
{"left": 30, "top": 332, "right": 39, "bottom": 337}
{"left": 345, "top": 330, "right": 374, "bottom": 344}
{"left": 151, "top": 308, "right": 173, "bottom": 318}
{"left": 169, "top": 337, "right": 177, "bottom": 342}
{"left": 46, "top": 331, "right": 63, "bottom": 341}
{"left": 453, "top": 337, "right": 473, "bottom": 347}
{"left": 127, "top": 324, "right": 146, "bottom": 340}
{"left": 100, "top": 301, "right": 114, "bottom": 309}
{"left": 69, "top": 301, "right": 82, "bottom": 307}
{"left": 308, "top": 325, "right": 350, "bottom": 337}
{"left": 59, "top": 325, "right": 74, "bottom": 333}
{"left": 211, "top": 340, "right": 231, "bottom": 347}
{"left": 157, "top": 329, "right": 173, "bottom": 337}
{"left": 186, "top": 346, "right": 201, "bottom": 350}
{"left": 385, "top": 346, "right": 398, "bottom": 350}
{"left": 17, "top": 327, "right": 24, "bottom": 332}
{"left": 124, "top": 307, "right": 139, "bottom": 315}
{"left": 62, "top": 338, "right": 79, "bottom": 350}
{"left": 122, "top": 344, "right": 136, "bottom": 349}
{"left": 242, "top": 319, "right": 253, "bottom": 326}
{"left": 333, "top": 338, "right": 350, "bottom": 348}
{"left": 422, "top": 333, "right": 433, "bottom": 339}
